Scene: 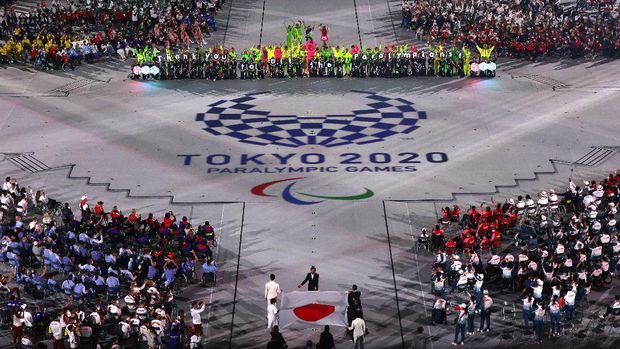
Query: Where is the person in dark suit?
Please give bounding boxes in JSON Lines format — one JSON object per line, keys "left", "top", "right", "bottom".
{"left": 298, "top": 266, "right": 319, "bottom": 291}
{"left": 316, "top": 325, "right": 335, "bottom": 349}
{"left": 266, "top": 326, "right": 288, "bottom": 349}
{"left": 348, "top": 284, "right": 361, "bottom": 307}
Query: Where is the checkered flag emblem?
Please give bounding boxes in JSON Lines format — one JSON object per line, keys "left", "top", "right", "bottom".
{"left": 196, "top": 90, "right": 427, "bottom": 148}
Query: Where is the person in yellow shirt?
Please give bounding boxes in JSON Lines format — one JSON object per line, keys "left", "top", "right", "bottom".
{"left": 266, "top": 45, "right": 275, "bottom": 60}
{"left": 433, "top": 44, "right": 443, "bottom": 76}
{"left": 343, "top": 48, "right": 352, "bottom": 76}
{"left": 476, "top": 43, "right": 494, "bottom": 61}
{"left": 0, "top": 46, "right": 8, "bottom": 61}
{"left": 332, "top": 45, "right": 345, "bottom": 60}
{"left": 14, "top": 42, "right": 23, "bottom": 60}
{"left": 462, "top": 46, "right": 471, "bottom": 77}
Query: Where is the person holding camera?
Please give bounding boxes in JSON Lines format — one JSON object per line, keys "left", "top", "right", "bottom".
{"left": 190, "top": 300, "right": 206, "bottom": 336}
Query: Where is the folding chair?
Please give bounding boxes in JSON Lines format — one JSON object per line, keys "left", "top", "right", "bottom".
{"left": 502, "top": 301, "right": 516, "bottom": 321}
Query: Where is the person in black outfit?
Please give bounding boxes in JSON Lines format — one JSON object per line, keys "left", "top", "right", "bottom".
{"left": 266, "top": 326, "right": 288, "bottom": 349}
{"left": 346, "top": 298, "right": 364, "bottom": 340}
{"left": 316, "top": 325, "right": 335, "bottom": 349}
{"left": 298, "top": 266, "right": 319, "bottom": 291}
{"left": 348, "top": 285, "right": 361, "bottom": 307}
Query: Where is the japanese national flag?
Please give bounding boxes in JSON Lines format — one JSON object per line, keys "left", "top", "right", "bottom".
{"left": 278, "top": 291, "right": 348, "bottom": 329}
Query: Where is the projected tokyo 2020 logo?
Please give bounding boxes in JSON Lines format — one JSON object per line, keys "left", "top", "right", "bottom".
{"left": 251, "top": 177, "right": 374, "bottom": 205}
{"left": 196, "top": 90, "right": 426, "bottom": 148}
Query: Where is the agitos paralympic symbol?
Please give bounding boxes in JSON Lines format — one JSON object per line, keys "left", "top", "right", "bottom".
{"left": 196, "top": 90, "right": 426, "bottom": 148}
{"left": 251, "top": 177, "right": 374, "bottom": 205}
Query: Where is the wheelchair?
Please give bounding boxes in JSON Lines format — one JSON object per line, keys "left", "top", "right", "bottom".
{"left": 42, "top": 198, "right": 63, "bottom": 217}
{"left": 416, "top": 234, "right": 431, "bottom": 253}
{"left": 201, "top": 272, "right": 217, "bottom": 287}
{"left": 106, "top": 287, "right": 120, "bottom": 301}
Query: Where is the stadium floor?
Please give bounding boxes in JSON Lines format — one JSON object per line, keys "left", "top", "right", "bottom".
{"left": 1, "top": 0, "right": 620, "bottom": 348}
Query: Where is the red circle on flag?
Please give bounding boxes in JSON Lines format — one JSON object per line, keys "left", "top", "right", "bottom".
{"left": 293, "top": 304, "right": 336, "bottom": 322}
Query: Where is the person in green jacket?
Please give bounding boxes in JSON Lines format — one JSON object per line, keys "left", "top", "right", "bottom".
{"left": 241, "top": 49, "right": 251, "bottom": 62}
{"left": 449, "top": 46, "right": 459, "bottom": 76}
{"left": 343, "top": 48, "right": 352, "bottom": 76}
{"left": 294, "top": 21, "right": 303, "bottom": 45}
{"left": 320, "top": 45, "right": 331, "bottom": 61}
{"left": 285, "top": 25, "right": 293, "bottom": 48}
{"left": 250, "top": 45, "right": 262, "bottom": 63}
{"left": 136, "top": 48, "right": 145, "bottom": 65}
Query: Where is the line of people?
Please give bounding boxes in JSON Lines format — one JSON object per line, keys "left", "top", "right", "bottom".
{"left": 129, "top": 41, "right": 498, "bottom": 80}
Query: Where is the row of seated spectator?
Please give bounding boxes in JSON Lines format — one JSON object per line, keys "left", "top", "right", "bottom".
{"left": 0, "top": 176, "right": 218, "bottom": 348}
{"left": 420, "top": 171, "right": 619, "bottom": 343}
{"left": 401, "top": 0, "right": 620, "bottom": 59}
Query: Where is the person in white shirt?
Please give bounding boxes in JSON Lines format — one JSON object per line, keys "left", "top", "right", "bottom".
{"left": 267, "top": 298, "right": 279, "bottom": 329}
{"left": 537, "top": 192, "right": 549, "bottom": 211}
{"left": 348, "top": 317, "right": 366, "bottom": 349}
{"left": 583, "top": 194, "right": 595, "bottom": 208}
{"left": 522, "top": 295, "right": 533, "bottom": 329}
{"left": 568, "top": 178, "right": 577, "bottom": 195}
{"left": 67, "top": 324, "right": 79, "bottom": 348}
{"left": 265, "top": 274, "right": 282, "bottom": 304}
{"left": 190, "top": 334, "right": 202, "bottom": 349}
{"left": 533, "top": 304, "right": 545, "bottom": 342}
{"left": 48, "top": 317, "right": 64, "bottom": 346}
{"left": 532, "top": 279, "right": 544, "bottom": 301}
{"left": 107, "top": 301, "right": 121, "bottom": 319}
{"left": 431, "top": 294, "right": 447, "bottom": 325}
{"left": 549, "top": 296, "right": 562, "bottom": 336}
{"left": 478, "top": 290, "right": 493, "bottom": 332}
{"left": 190, "top": 300, "right": 206, "bottom": 336}
{"left": 548, "top": 189, "right": 559, "bottom": 208}
{"left": 600, "top": 295, "right": 620, "bottom": 319}
{"left": 119, "top": 317, "right": 132, "bottom": 339}
{"left": 525, "top": 195, "right": 536, "bottom": 215}
{"left": 564, "top": 288, "right": 576, "bottom": 321}
{"left": 12, "top": 310, "right": 24, "bottom": 345}
{"left": 2, "top": 177, "right": 11, "bottom": 191}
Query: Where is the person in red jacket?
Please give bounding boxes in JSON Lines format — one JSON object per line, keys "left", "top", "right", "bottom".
{"left": 462, "top": 233, "right": 475, "bottom": 252}
{"left": 450, "top": 205, "right": 461, "bottom": 222}
{"left": 490, "top": 229, "right": 501, "bottom": 251}
{"left": 432, "top": 225, "right": 444, "bottom": 250}
{"left": 274, "top": 45, "right": 282, "bottom": 60}
{"left": 479, "top": 235, "right": 490, "bottom": 251}
{"left": 441, "top": 207, "right": 451, "bottom": 224}
{"left": 445, "top": 238, "right": 457, "bottom": 255}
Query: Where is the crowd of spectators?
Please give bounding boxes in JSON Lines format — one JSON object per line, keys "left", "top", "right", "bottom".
{"left": 0, "top": 0, "right": 224, "bottom": 69}
{"left": 0, "top": 176, "right": 219, "bottom": 348}
{"left": 401, "top": 0, "right": 620, "bottom": 59}
{"left": 424, "top": 170, "right": 620, "bottom": 344}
